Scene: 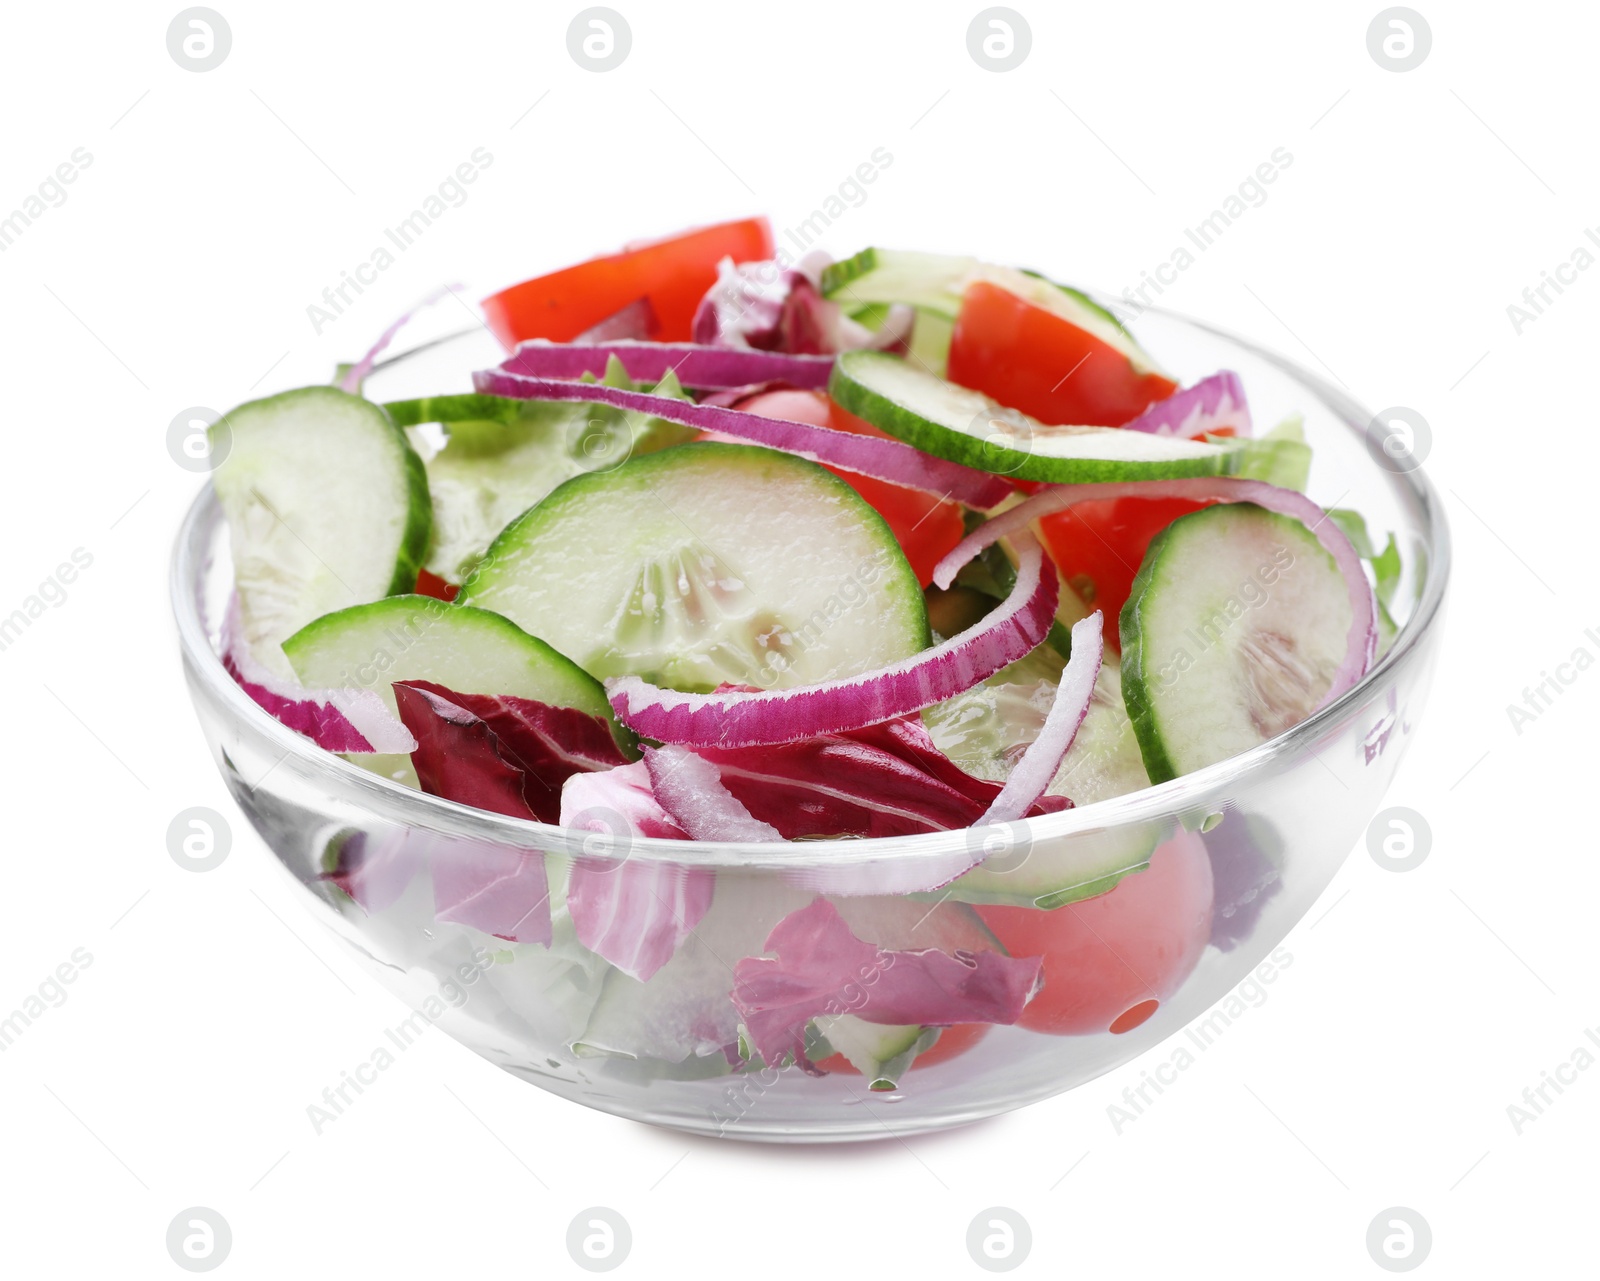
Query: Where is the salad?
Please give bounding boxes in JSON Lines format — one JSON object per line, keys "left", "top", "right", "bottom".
{"left": 206, "top": 216, "right": 1397, "bottom": 1090}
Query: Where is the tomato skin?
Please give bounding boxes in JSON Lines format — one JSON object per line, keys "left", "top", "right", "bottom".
{"left": 482, "top": 217, "right": 773, "bottom": 347}
{"left": 1037, "top": 496, "right": 1213, "bottom": 649}
{"left": 730, "top": 390, "right": 964, "bottom": 588}
{"left": 816, "top": 1023, "right": 990, "bottom": 1076}
{"left": 976, "top": 829, "right": 1214, "bottom": 1036}
{"left": 947, "top": 280, "right": 1177, "bottom": 427}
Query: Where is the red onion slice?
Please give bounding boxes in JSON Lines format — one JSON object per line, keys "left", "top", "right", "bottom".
{"left": 221, "top": 597, "right": 414, "bottom": 753}
{"left": 1121, "top": 370, "right": 1251, "bottom": 438}
{"left": 500, "top": 340, "right": 835, "bottom": 391}
{"left": 472, "top": 365, "right": 1013, "bottom": 509}
{"left": 934, "top": 478, "right": 1377, "bottom": 706}
{"left": 339, "top": 283, "right": 463, "bottom": 393}
{"left": 606, "top": 533, "right": 1058, "bottom": 748}
{"left": 981, "top": 612, "right": 1104, "bottom": 823}
{"left": 644, "top": 745, "right": 784, "bottom": 842}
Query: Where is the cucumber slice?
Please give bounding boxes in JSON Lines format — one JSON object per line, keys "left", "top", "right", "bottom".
{"left": 1120, "top": 503, "right": 1354, "bottom": 782}
{"left": 282, "top": 594, "right": 619, "bottom": 731}
{"left": 907, "top": 309, "right": 957, "bottom": 372}
{"left": 821, "top": 249, "right": 1162, "bottom": 376}
{"left": 923, "top": 647, "right": 1162, "bottom": 908}
{"left": 831, "top": 350, "right": 1240, "bottom": 484}
{"left": 387, "top": 366, "right": 695, "bottom": 583}
{"left": 1055, "top": 658, "right": 1155, "bottom": 805}
{"left": 458, "top": 442, "right": 929, "bottom": 691}
{"left": 843, "top": 298, "right": 958, "bottom": 374}
{"left": 821, "top": 248, "right": 980, "bottom": 313}
{"left": 810, "top": 1016, "right": 934, "bottom": 1090}
{"left": 210, "top": 386, "right": 430, "bottom": 677}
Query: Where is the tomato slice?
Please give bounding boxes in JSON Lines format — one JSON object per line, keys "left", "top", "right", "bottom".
{"left": 731, "top": 390, "right": 964, "bottom": 588}
{"left": 816, "top": 1022, "right": 990, "bottom": 1076}
{"left": 1038, "top": 496, "right": 1214, "bottom": 648}
{"left": 977, "top": 829, "right": 1214, "bottom": 1037}
{"left": 947, "top": 279, "right": 1177, "bottom": 427}
{"left": 482, "top": 217, "right": 773, "bottom": 348}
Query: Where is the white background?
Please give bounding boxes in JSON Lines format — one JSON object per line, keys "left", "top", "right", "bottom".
{"left": 1, "top": 0, "right": 1593, "bottom": 1275}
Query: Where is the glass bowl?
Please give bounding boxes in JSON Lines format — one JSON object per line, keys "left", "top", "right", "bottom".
{"left": 170, "top": 302, "right": 1449, "bottom": 1142}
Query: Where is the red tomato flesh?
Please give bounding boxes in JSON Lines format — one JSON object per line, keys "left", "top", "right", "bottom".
{"left": 947, "top": 280, "right": 1176, "bottom": 427}
{"left": 482, "top": 216, "right": 773, "bottom": 348}
{"left": 1038, "top": 496, "right": 1214, "bottom": 649}
{"left": 976, "top": 828, "right": 1214, "bottom": 1037}
{"left": 414, "top": 568, "right": 459, "bottom": 602}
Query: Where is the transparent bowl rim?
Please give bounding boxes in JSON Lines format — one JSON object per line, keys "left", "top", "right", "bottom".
{"left": 169, "top": 300, "right": 1451, "bottom": 871}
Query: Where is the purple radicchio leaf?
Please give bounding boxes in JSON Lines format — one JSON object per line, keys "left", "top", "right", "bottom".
{"left": 318, "top": 829, "right": 426, "bottom": 914}
{"left": 654, "top": 716, "right": 1069, "bottom": 840}
{"left": 431, "top": 840, "right": 552, "bottom": 946}
{"left": 689, "top": 255, "right": 911, "bottom": 356}
{"left": 732, "top": 898, "right": 1043, "bottom": 1068}
{"left": 559, "top": 762, "right": 713, "bottom": 982}
{"left": 392, "top": 679, "right": 630, "bottom": 825}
